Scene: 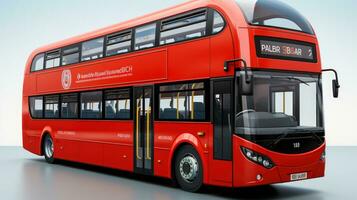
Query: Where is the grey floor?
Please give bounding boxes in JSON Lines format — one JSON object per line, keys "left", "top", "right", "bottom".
{"left": 0, "top": 147, "right": 356, "bottom": 200}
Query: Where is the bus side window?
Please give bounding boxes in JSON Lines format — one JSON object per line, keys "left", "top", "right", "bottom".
{"left": 61, "top": 93, "right": 79, "bottom": 119}
{"left": 160, "top": 10, "right": 207, "bottom": 45}
{"left": 31, "top": 54, "right": 44, "bottom": 72}
{"left": 212, "top": 11, "right": 225, "bottom": 34}
{"left": 158, "top": 82, "right": 206, "bottom": 121}
{"left": 134, "top": 23, "right": 156, "bottom": 50}
{"left": 80, "top": 91, "right": 103, "bottom": 119}
{"left": 29, "top": 96, "right": 43, "bottom": 119}
{"left": 104, "top": 89, "right": 131, "bottom": 120}
{"left": 81, "top": 38, "right": 104, "bottom": 61}
{"left": 44, "top": 95, "right": 60, "bottom": 119}
{"left": 45, "top": 50, "right": 61, "bottom": 69}
{"left": 106, "top": 31, "right": 132, "bottom": 56}
{"left": 62, "top": 46, "right": 80, "bottom": 66}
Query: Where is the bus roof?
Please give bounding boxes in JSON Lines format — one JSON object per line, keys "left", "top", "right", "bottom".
{"left": 30, "top": 0, "right": 244, "bottom": 57}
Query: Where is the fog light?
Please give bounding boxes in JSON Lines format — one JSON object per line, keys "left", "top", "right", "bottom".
{"left": 256, "top": 174, "right": 262, "bottom": 181}
{"left": 241, "top": 146, "right": 275, "bottom": 169}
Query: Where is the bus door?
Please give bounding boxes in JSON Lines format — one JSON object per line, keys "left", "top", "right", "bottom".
{"left": 210, "top": 78, "right": 233, "bottom": 185}
{"left": 134, "top": 86, "right": 154, "bottom": 175}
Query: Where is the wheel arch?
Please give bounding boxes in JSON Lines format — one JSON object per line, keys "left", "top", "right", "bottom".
{"left": 169, "top": 133, "right": 208, "bottom": 183}
{"left": 39, "top": 126, "right": 53, "bottom": 156}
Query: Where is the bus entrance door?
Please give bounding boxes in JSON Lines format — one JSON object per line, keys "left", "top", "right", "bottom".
{"left": 134, "top": 86, "right": 154, "bottom": 175}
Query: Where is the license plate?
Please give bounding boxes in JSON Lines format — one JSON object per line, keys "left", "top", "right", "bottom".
{"left": 290, "top": 172, "right": 308, "bottom": 181}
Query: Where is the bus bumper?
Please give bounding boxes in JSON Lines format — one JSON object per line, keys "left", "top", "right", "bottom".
{"left": 232, "top": 135, "right": 325, "bottom": 187}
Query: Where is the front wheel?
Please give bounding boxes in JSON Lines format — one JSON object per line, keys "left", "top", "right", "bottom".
{"left": 174, "top": 145, "right": 203, "bottom": 192}
{"left": 43, "top": 134, "right": 56, "bottom": 164}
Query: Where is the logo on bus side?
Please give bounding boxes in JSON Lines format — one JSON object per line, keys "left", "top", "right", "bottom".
{"left": 61, "top": 69, "right": 72, "bottom": 90}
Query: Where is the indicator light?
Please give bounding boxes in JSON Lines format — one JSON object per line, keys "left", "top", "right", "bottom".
{"left": 321, "top": 150, "right": 326, "bottom": 161}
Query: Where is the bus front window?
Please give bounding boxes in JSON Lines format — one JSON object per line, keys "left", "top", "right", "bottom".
{"left": 235, "top": 71, "right": 324, "bottom": 154}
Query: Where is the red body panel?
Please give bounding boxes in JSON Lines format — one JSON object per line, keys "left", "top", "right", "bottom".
{"left": 22, "top": 0, "right": 325, "bottom": 188}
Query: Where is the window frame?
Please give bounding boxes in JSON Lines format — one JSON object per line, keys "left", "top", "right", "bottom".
{"left": 155, "top": 80, "right": 210, "bottom": 122}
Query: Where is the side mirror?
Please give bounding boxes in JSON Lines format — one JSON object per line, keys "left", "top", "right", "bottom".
{"left": 332, "top": 79, "right": 340, "bottom": 98}
{"left": 322, "top": 69, "right": 340, "bottom": 98}
{"left": 224, "top": 58, "right": 254, "bottom": 95}
{"left": 240, "top": 70, "right": 253, "bottom": 96}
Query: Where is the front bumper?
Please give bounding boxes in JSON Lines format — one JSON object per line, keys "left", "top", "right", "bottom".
{"left": 233, "top": 135, "right": 325, "bottom": 187}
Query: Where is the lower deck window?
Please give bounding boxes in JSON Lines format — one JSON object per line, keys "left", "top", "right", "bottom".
{"left": 61, "top": 93, "right": 79, "bottom": 119}
{"left": 44, "top": 95, "right": 59, "bottom": 118}
{"left": 158, "top": 82, "right": 206, "bottom": 121}
{"left": 80, "top": 91, "right": 103, "bottom": 119}
{"left": 29, "top": 96, "right": 43, "bottom": 118}
{"left": 104, "top": 89, "right": 131, "bottom": 119}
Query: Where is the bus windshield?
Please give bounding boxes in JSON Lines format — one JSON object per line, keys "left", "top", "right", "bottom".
{"left": 236, "top": 0, "right": 314, "bottom": 34}
{"left": 235, "top": 71, "right": 324, "bottom": 153}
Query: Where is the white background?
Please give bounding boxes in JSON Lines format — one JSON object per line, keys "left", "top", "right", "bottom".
{"left": 0, "top": 0, "right": 356, "bottom": 146}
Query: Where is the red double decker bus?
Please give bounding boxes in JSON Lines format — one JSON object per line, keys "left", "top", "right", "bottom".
{"left": 23, "top": 0, "right": 339, "bottom": 192}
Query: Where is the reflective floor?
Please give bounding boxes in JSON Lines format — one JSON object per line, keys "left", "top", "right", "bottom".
{"left": 0, "top": 147, "right": 355, "bottom": 200}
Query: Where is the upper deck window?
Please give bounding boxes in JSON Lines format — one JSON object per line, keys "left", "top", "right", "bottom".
{"left": 81, "top": 38, "right": 104, "bottom": 61}
{"left": 31, "top": 54, "right": 44, "bottom": 72}
{"left": 45, "top": 50, "right": 61, "bottom": 69}
{"left": 236, "top": 0, "right": 314, "bottom": 34}
{"left": 212, "top": 11, "right": 225, "bottom": 34}
{"left": 160, "top": 10, "right": 207, "bottom": 45}
{"left": 106, "top": 31, "right": 132, "bottom": 56}
{"left": 134, "top": 24, "right": 157, "bottom": 50}
{"left": 62, "top": 45, "right": 80, "bottom": 66}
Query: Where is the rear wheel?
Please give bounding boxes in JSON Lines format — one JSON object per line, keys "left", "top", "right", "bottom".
{"left": 174, "top": 145, "right": 203, "bottom": 192}
{"left": 43, "top": 134, "right": 55, "bottom": 164}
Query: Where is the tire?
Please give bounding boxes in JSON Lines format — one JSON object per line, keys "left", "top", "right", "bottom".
{"left": 43, "top": 134, "right": 56, "bottom": 164}
{"left": 174, "top": 145, "right": 203, "bottom": 192}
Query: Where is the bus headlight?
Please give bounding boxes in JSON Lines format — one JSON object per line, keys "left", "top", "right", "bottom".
{"left": 241, "top": 147, "right": 275, "bottom": 169}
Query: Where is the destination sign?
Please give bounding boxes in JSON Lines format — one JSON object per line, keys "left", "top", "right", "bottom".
{"left": 256, "top": 37, "right": 317, "bottom": 62}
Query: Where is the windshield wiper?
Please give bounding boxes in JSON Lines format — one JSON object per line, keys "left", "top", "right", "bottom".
{"left": 268, "top": 130, "right": 291, "bottom": 148}
{"left": 271, "top": 76, "right": 310, "bottom": 86}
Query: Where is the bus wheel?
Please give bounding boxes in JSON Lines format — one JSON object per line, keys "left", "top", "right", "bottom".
{"left": 43, "top": 134, "right": 55, "bottom": 164}
{"left": 174, "top": 145, "right": 203, "bottom": 192}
